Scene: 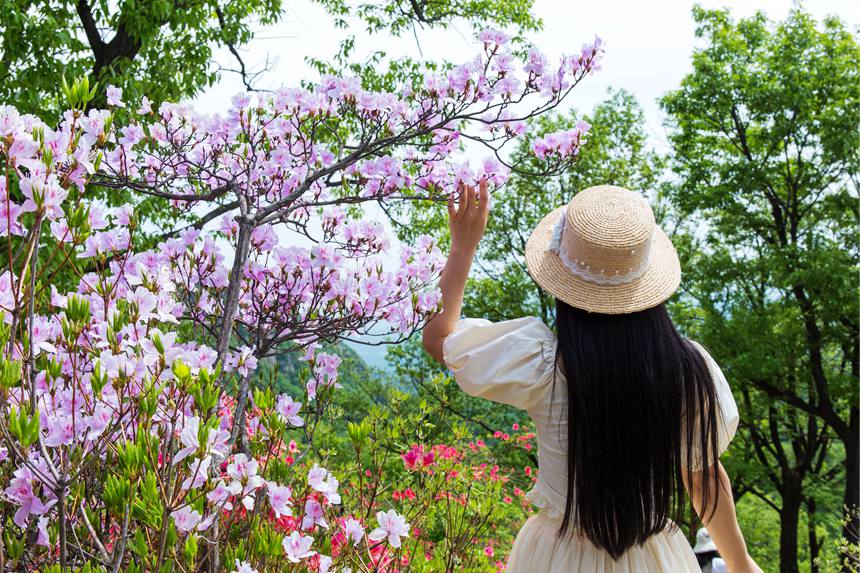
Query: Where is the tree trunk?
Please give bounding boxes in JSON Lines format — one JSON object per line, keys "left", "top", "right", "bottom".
{"left": 842, "top": 409, "right": 859, "bottom": 573}
{"left": 780, "top": 481, "right": 803, "bottom": 573}
{"left": 807, "top": 498, "right": 820, "bottom": 573}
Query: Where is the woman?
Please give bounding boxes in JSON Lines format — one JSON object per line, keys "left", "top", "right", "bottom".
{"left": 423, "top": 183, "right": 763, "bottom": 572}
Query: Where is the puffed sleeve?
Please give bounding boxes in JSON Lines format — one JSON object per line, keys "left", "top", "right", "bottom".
{"left": 684, "top": 341, "right": 741, "bottom": 470}
{"left": 442, "top": 316, "right": 556, "bottom": 410}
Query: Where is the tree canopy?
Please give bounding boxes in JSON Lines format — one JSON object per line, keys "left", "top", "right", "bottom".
{"left": 661, "top": 7, "right": 859, "bottom": 571}
{"left": 0, "top": 0, "right": 541, "bottom": 121}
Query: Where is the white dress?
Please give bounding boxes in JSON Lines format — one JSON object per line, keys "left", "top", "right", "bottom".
{"left": 442, "top": 317, "right": 740, "bottom": 573}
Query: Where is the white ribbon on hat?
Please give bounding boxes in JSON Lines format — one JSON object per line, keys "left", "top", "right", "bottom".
{"left": 547, "top": 206, "right": 653, "bottom": 286}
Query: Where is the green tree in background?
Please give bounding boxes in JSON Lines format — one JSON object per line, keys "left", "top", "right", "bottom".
{"left": 0, "top": 0, "right": 540, "bottom": 122}
{"left": 0, "top": 0, "right": 284, "bottom": 120}
{"left": 660, "top": 7, "right": 859, "bottom": 572}
{"left": 308, "top": 0, "right": 541, "bottom": 92}
{"left": 314, "top": 0, "right": 539, "bottom": 37}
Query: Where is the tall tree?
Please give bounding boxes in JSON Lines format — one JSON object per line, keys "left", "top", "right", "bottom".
{"left": 0, "top": 0, "right": 541, "bottom": 122}
{"left": 0, "top": 0, "right": 284, "bottom": 119}
{"left": 660, "top": 7, "right": 859, "bottom": 571}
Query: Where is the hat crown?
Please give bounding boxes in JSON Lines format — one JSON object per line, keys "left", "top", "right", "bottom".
{"left": 566, "top": 185, "right": 654, "bottom": 247}
{"left": 559, "top": 185, "right": 655, "bottom": 280}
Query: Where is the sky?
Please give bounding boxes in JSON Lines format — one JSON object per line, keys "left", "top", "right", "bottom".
{"left": 194, "top": 0, "right": 859, "bottom": 152}
{"left": 191, "top": 0, "right": 859, "bottom": 368}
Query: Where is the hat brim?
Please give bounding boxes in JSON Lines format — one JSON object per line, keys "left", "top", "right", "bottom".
{"left": 525, "top": 206, "right": 681, "bottom": 314}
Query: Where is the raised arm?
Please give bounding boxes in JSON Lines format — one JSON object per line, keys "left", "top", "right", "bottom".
{"left": 422, "top": 181, "right": 490, "bottom": 363}
{"left": 684, "top": 462, "right": 763, "bottom": 573}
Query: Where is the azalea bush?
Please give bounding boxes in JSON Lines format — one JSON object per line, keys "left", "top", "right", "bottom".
{"left": 0, "top": 30, "right": 601, "bottom": 572}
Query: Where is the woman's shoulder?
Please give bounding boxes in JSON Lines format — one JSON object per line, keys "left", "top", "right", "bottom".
{"left": 447, "top": 315, "right": 554, "bottom": 340}
{"left": 441, "top": 316, "right": 556, "bottom": 410}
{"left": 683, "top": 339, "right": 723, "bottom": 374}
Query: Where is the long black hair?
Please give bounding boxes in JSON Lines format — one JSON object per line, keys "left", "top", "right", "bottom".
{"left": 554, "top": 299, "right": 721, "bottom": 558}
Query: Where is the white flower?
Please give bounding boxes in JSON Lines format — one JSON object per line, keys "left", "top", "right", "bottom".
{"left": 343, "top": 517, "right": 364, "bottom": 546}
{"left": 266, "top": 482, "right": 292, "bottom": 518}
{"left": 368, "top": 509, "right": 410, "bottom": 548}
{"left": 282, "top": 530, "right": 315, "bottom": 563}
{"left": 172, "top": 505, "right": 202, "bottom": 532}
{"left": 301, "top": 499, "right": 327, "bottom": 530}
{"left": 231, "top": 560, "right": 257, "bottom": 573}
{"left": 275, "top": 394, "right": 305, "bottom": 427}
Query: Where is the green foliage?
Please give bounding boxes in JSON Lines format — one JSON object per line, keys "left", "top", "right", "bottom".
{"left": 0, "top": 355, "right": 22, "bottom": 389}
{"left": 0, "top": 0, "right": 285, "bottom": 121}
{"left": 314, "top": 0, "right": 540, "bottom": 37}
{"left": 308, "top": 0, "right": 541, "bottom": 93}
{"left": 660, "top": 6, "right": 859, "bottom": 570}
{"left": 1, "top": 0, "right": 542, "bottom": 124}
{"left": 7, "top": 406, "right": 40, "bottom": 449}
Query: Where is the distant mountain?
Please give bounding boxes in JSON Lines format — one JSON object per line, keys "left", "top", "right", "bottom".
{"left": 261, "top": 342, "right": 374, "bottom": 396}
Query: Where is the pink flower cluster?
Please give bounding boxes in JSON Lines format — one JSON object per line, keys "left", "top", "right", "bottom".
{"left": 0, "top": 25, "right": 602, "bottom": 570}
{"left": 532, "top": 120, "right": 592, "bottom": 160}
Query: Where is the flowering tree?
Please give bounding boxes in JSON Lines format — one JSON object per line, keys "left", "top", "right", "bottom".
{"left": 0, "top": 31, "right": 601, "bottom": 572}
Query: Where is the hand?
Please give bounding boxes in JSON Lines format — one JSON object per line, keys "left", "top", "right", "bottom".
{"left": 448, "top": 180, "right": 489, "bottom": 253}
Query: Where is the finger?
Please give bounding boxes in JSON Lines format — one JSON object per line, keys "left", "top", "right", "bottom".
{"left": 455, "top": 182, "right": 467, "bottom": 218}
{"left": 447, "top": 191, "right": 456, "bottom": 219}
{"left": 478, "top": 180, "right": 490, "bottom": 217}
{"left": 464, "top": 184, "right": 476, "bottom": 216}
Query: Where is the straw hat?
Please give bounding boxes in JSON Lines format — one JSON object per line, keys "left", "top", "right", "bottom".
{"left": 525, "top": 185, "right": 680, "bottom": 314}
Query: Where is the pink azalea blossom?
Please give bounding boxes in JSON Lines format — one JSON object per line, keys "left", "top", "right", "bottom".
{"left": 119, "top": 124, "right": 145, "bottom": 147}
{"left": 368, "top": 509, "right": 410, "bottom": 548}
{"left": 307, "top": 465, "right": 341, "bottom": 505}
{"left": 137, "top": 96, "right": 153, "bottom": 115}
{"left": 275, "top": 394, "right": 304, "bottom": 427}
{"left": 266, "top": 482, "right": 292, "bottom": 518}
{"left": 172, "top": 505, "right": 203, "bottom": 532}
{"left": 207, "top": 482, "right": 236, "bottom": 512}
{"left": 4, "top": 469, "right": 55, "bottom": 527}
{"left": 180, "top": 457, "right": 211, "bottom": 490}
{"left": 227, "top": 453, "right": 265, "bottom": 509}
{"left": 36, "top": 516, "right": 50, "bottom": 547}
{"left": 106, "top": 85, "right": 125, "bottom": 107}
{"left": 231, "top": 561, "right": 258, "bottom": 573}
{"left": 343, "top": 517, "right": 364, "bottom": 546}
{"left": 301, "top": 498, "right": 327, "bottom": 530}
{"left": 282, "top": 530, "right": 315, "bottom": 563}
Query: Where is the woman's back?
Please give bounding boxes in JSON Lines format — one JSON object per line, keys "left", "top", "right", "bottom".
{"left": 442, "top": 309, "right": 740, "bottom": 571}
{"left": 423, "top": 182, "right": 761, "bottom": 572}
